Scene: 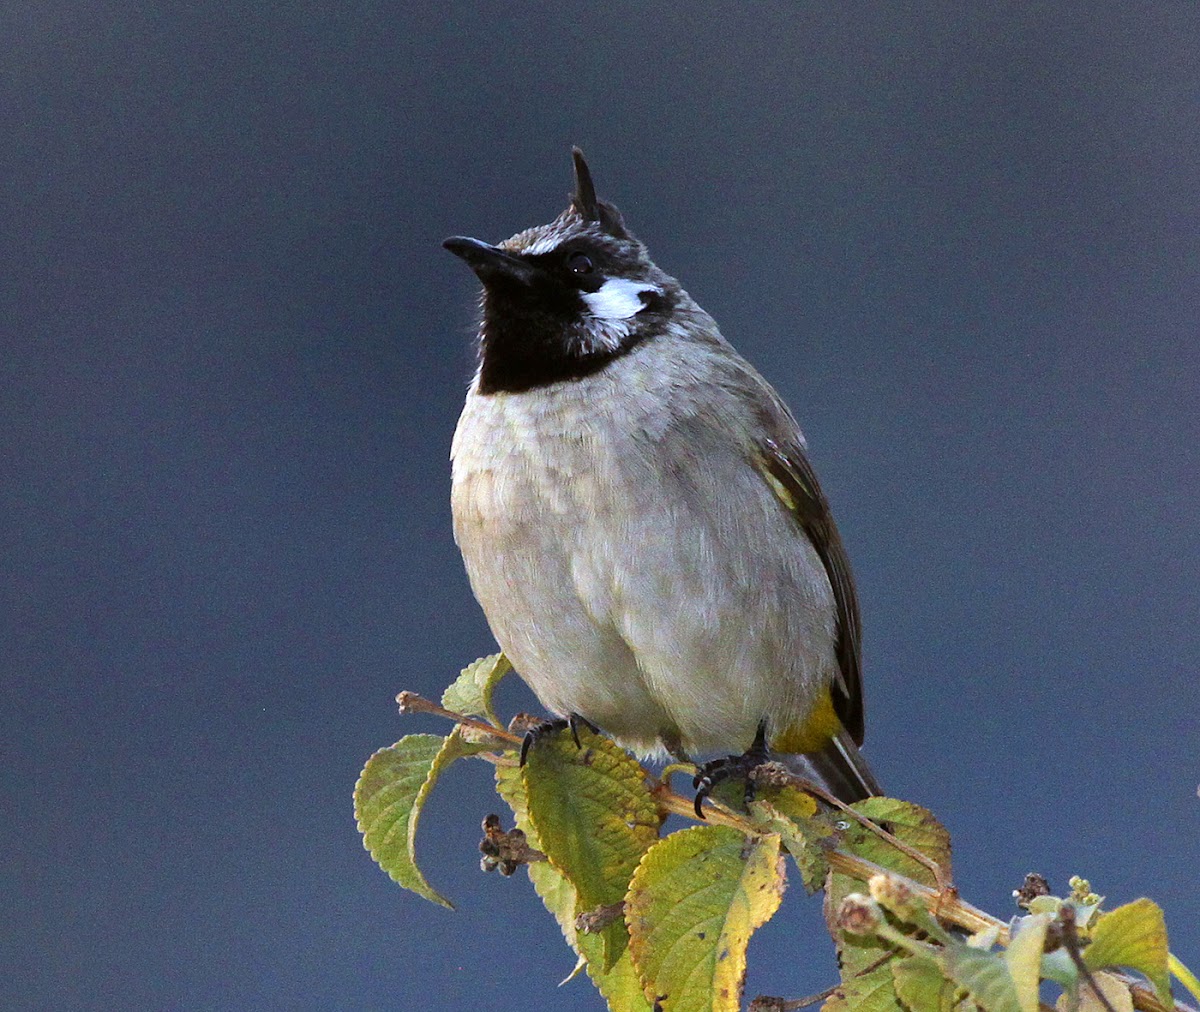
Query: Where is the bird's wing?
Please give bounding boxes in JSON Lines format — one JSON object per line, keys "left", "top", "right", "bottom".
{"left": 755, "top": 435, "right": 865, "bottom": 745}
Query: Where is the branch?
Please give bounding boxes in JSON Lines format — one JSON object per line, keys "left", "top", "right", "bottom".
{"left": 651, "top": 781, "right": 1006, "bottom": 939}
{"left": 395, "top": 691, "right": 523, "bottom": 745}
{"left": 755, "top": 763, "right": 952, "bottom": 894}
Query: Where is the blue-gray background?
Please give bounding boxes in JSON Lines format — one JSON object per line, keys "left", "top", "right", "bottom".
{"left": 4, "top": 3, "right": 1197, "bottom": 1009}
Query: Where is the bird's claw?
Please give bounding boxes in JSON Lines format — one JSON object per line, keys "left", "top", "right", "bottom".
{"left": 519, "top": 712, "right": 599, "bottom": 766}
{"left": 691, "top": 721, "right": 770, "bottom": 819}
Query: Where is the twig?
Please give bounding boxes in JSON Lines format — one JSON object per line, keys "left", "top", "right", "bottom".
{"left": 748, "top": 984, "right": 838, "bottom": 1010}
{"left": 651, "top": 780, "right": 1006, "bottom": 939}
{"left": 1128, "top": 980, "right": 1192, "bottom": 1012}
{"left": 395, "top": 691, "right": 522, "bottom": 745}
{"left": 763, "top": 766, "right": 952, "bottom": 895}
{"left": 826, "top": 849, "right": 1006, "bottom": 939}
{"left": 651, "top": 780, "right": 765, "bottom": 832}
{"left": 1058, "top": 906, "right": 1119, "bottom": 1012}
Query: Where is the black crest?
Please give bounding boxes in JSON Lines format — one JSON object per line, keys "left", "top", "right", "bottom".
{"left": 570, "top": 147, "right": 628, "bottom": 238}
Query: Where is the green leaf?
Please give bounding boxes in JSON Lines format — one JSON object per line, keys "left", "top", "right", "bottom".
{"left": 354, "top": 734, "right": 452, "bottom": 908}
{"left": 496, "top": 761, "right": 653, "bottom": 1012}
{"left": 939, "top": 943, "right": 1023, "bottom": 1012}
{"left": 527, "top": 851, "right": 652, "bottom": 1010}
{"left": 844, "top": 962, "right": 919, "bottom": 1012}
{"left": 893, "top": 955, "right": 960, "bottom": 1012}
{"left": 1004, "top": 913, "right": 1051, "bottom": 1012}
{"left": 1083, "top": 897, "right": 1171, "bottom": 1001}
{"left": 494, "top": 760, "right": 532, "bottom": 831}
{"left": 825, "top": 798, "right": 953, "bottom": 1010}
{"left": 495, "top": 763, "right": 580, "bottom": 955}
{"left": 838, "top": 797, "right": 953, "bottom": 885}
{"left": 441, "top": 652, "right": 510, "bottom": 727}
{"left": 625, "top": 825, "right": 786, "bottom": 1012}
{"left": 749, "top": 798, "right": 830, "bottom": 895}
{"left": 1040, "top": 948, "right": 1080, "bottom": 992}
{"left": 522, "top": 727, "right": 661, "bottom": 970}
{"left": 823, "top": 891, "right": 905, "bottom": 1011}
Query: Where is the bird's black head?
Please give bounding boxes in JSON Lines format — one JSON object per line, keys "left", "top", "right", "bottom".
{"left": 444, "top": 149, "right": 678, "bottom": 395}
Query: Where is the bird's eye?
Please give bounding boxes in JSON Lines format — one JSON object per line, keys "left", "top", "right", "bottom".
{"left": 567, "top": 252, "right": 594, "bottom": 275}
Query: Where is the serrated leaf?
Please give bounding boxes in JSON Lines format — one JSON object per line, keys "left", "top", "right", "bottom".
{"left": 354, "top": 734, "right": 452, "bottom": 908}
{"left": 893, "top": 955, "right": 960, "bottom": 1011}
{"left": 495, "top": 761, "right": 532, "bottom": 831}
{"left": 495, "top": 762, "right": 653, "bottom": 1012}
{"left": 529, "top": 860, "right": 581, "bottom": 945}
{"left": 625, "top": 825, "right": 786, "bottom": 1012}
{"left": 838, "top": 797, "right": 952, "bottom": 885}
{"left": 1005, "top": 913, "right": 1051, "bottom": 1012}
{"left": 1082, "top": 898, "right": 1171, "bottom": 1001}
{"left": 523, "top": 727, "right": 661, "bottom": 969}
{"left": 496, "top": 764, "right": 584, "bottom": 961}
{"left": 441, "top": 652, "right": 510, "bottom": 727}
{"left": 825, "top": 798, "right": 953, "bottom": 1009}
{"left": 759, "top": 780, "right": 820, "bottom": 822}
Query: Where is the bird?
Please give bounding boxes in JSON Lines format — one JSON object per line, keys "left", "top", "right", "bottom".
{"left": 443, "top": 148, "right": 881, "bottom": 807}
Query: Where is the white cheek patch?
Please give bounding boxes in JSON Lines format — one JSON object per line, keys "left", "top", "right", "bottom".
{"left": 581, "top": 278, "right": 661, "bottom": 321}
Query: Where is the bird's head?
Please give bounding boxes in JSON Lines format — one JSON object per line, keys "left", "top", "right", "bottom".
{"left": 444, "top": 148, "right": 679, "bottom": 394}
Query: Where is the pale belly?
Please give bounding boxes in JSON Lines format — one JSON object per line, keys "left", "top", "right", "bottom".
{"left": 449, "top": 383, "right": 837, "bottom": 758}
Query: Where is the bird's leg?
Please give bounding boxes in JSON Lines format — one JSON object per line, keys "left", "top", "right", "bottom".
{"left": 692, "top": 720, "right": 771, "bottom": 819}
{"left": 518, "top": 712, "right": 600, "bottom": 766}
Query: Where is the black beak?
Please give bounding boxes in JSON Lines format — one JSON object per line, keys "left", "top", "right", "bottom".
{"left": 443, "top": 236, "right": 540, "bottom": 285}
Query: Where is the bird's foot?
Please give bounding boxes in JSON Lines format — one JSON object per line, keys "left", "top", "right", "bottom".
{"left": 692, "top": 721, "right": 771, "bottom": 819}
{"left": 518, "top": 712, "right": 600, "bottom": 766}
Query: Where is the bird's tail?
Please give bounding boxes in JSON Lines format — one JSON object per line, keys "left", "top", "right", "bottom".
{"left": 781, "top": 728, "right": 882, "bottom": 804}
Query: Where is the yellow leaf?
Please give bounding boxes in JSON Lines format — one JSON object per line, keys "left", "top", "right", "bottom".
{"left": 1083, "top": 898, "right": 1171, "bottom": 1001}
{"left": 1170, "top": 952, "right": 1200, "bottom": 1004}
{"left": 625, "top": 826, "right": 786, "bottom": 1012}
